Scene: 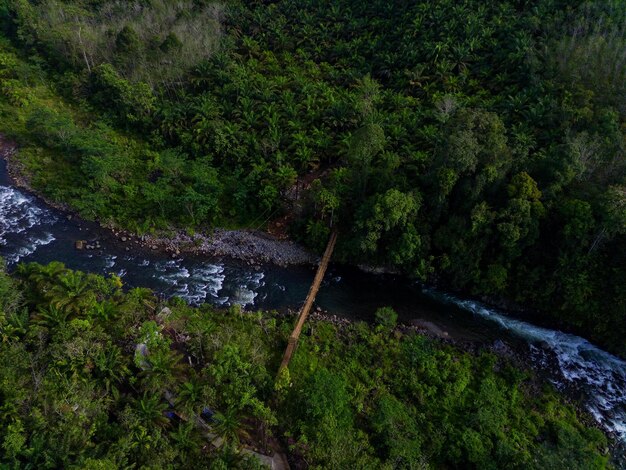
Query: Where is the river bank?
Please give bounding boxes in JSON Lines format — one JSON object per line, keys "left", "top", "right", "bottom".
{"left": 277, "top": 303, "right": 622, "bottom": 462}
{"left": 2, "top": 145, "right": 626, "bottom": 465}
{"left": 6, "top": 258, "right": 616, "bottom": 469}
{"left": 0, "top": 134, "right": 316, "bottom": 267}
{"left": 2, "top": 133, "right": 624, "bottom": 361}
{"left": 0, "top": 135, "right": 545, "bottom": 316}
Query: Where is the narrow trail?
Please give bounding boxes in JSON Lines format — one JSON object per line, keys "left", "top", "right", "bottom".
{"left": 279, "top": 229, "right": 338, "bottom": 372}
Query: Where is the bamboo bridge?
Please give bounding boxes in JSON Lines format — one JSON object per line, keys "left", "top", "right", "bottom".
{"left": 278, "top": 229, "right": 338, "bottom": 372}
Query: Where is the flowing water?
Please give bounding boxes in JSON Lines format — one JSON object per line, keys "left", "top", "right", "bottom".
{"left": 0, "top": 159, "right": 624, "bottom": 459}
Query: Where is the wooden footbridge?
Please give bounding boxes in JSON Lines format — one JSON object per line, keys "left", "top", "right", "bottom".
{"left": 278, "top": 229, "right": 338, "bottom": 372}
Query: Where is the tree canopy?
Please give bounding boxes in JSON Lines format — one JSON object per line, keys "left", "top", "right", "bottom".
{"left": 0, "top": 0, "right": 624, "bottom": 356}
{"left": 0, "top": 262, "right": 610, "bottom": 468}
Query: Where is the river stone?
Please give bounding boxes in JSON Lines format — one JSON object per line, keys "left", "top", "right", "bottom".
{"left": 410, "top": 319, "right": 449, "bottom": 338}
{"left": 240, "top": 449, "right": 273, "bottom": 469}
{"left": 134, "top": 343, "right": 150, "bottom": 370}
{"left": 121, "top": 236, "right": 127, "bottom": 242}
{"left": 75, "top": 240, "right": 85, "bottom": 250}
{"left": 157, "top": 307, "right": 172, "bottom": 323}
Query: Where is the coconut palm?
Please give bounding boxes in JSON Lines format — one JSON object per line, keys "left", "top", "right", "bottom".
{"left": 94, "top": 345, "right": 129, "bottom": 392}
{"left": 135, "top": 393, "right": 169, "bottom": 428}
{"left": 33, "top": 304, "right": 69, "bottom": 330}
{"left": 48, "top": 271, "right": 93, "bottom": 316}
{"left": 213, "top": 407, "right": 246, "bottom": 445}
{"left": 139, "top": 348, "right": 185, "bottom": 393}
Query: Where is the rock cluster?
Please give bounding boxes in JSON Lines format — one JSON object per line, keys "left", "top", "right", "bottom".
{"left": 75, "top": 240, "right": 101, "bottom": 250}
{"left": 137, "top": 228, "right": 316, "bottom": 267}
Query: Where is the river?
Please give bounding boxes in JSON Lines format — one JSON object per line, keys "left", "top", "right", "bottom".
{"left": 0, "top": 159, "right": 624, "bottom": 461}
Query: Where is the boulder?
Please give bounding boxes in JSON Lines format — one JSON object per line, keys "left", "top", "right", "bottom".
{"left": 157, "top": 307, "right": 172, "bottom": 323}
{"left": 134, "top": 343, "right": 150, "bottom": 370}
{"left": 75, "top": 240, "right": 86, "bottom": 250}
{"left": 492, "top": 339, "right": 513, "bottom": 356}
{"left": 410, "top": 319, "right": 450, "bottom": 339}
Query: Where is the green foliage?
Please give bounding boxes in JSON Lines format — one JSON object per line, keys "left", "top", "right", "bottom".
{"left": 115, "top": 25, "right": 141, "bottom": 55}
{"left": 370, "top": 393, "right": 424, "bottom": 468}
{"left": 374, "top": 306, "right": 397, "bottom": 330}
{"left": 160, "top": 32, "right": 183, "bottom": 53}
{"left": 89, "top": 64, "right": 155, "bottom": 126}
{"left": 0, "top": 264, "right": 612, "bottom": 468}
{"left": 0, "top": 0, "right": 624, "bottom": 358}
{"left": 355, "top": 189, "right": 422, "bottom": 266}
{"left": 4, "top": 0, "right": 223, "bottom": 84}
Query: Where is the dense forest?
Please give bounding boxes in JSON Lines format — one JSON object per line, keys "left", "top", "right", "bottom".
{"left": 0, "top": 0, "right": 624, "bottom": 358}
{"left": 0, "top": 262, "right": 611, "bottom": 468}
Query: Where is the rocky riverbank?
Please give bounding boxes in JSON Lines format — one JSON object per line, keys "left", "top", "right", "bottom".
{"left": 128, "top": 228, "right": 316, "bottom": 267}
{"left": 0, "top": 134, "right": 316, "bottom": 267}
{"left": 1, "top": 134, "right": 75, "bottom": 215}
{"left": 281, "top": 304, "right": 555, "bottom": 389}
{"left": 292, "top": 304, "right": 621, "bottom": 461}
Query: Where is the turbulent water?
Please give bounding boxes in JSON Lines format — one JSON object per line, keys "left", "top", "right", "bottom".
{"left": 0, "top": 164, "right": 625, "bottom": 455}
{"left": 426, "top": 290, "right": 626, "bottom": 445}
{"left": 0, "top": 186, "right": 56, "bottom": 263}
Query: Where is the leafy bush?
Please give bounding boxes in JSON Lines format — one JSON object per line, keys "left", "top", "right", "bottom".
{"left": 0, "top": 263, "right": 609, "bottom": 468}
{"left": 374, "top": 306, "right": 397, "bottom": 330}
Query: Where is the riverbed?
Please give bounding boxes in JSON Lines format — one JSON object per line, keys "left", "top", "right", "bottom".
{"left": 0, "top": 158, "right": 624, "bottom": 463}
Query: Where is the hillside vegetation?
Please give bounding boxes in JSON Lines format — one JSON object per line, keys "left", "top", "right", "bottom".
{"left": 0, "top": 0, "right": 624, "bottom": 356}
{"left": 0, "top": 262, "right": 611, "bottom": 468}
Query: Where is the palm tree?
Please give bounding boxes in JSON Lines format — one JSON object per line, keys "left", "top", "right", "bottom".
{"left": 94, "top": 345, "right": 129, "bottom": 392}
{"left": 176, "top": 379, "right": 203, "bottom": 417}
{"left": 213, "top": 407, "right": 246, "bottom": 445}
{"left": 135, "top": 393, "right": 169, "bottom": 428}
{"left": 189, "top": 60, "right": 214, "bottom": 89}
{"left": 88, "top": 300, "right": 117, "bottom": 323}
{"left": 0, "top": 308, "right": 28, "bottom": 343}
{"left": 170, "top": 422, "right": 202, "bottom": 456}
{"left": 33, "top": 304, "right": 69, "bottom": 330}
{"left": 140, "top": 348, "right": 185, "bottom": 393}
{"left": 16, "top": 262, "right": 66, "bottom": 305}
{"left": 215, "top": 443, "right": 246, "bottom": 468}
{"left": 49, "top": 271, "right": 92, "bottom": 316}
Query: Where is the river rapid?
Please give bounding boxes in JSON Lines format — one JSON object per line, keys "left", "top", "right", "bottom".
{"left": 0, "top": 159, "right": 625, "bottom": 461}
